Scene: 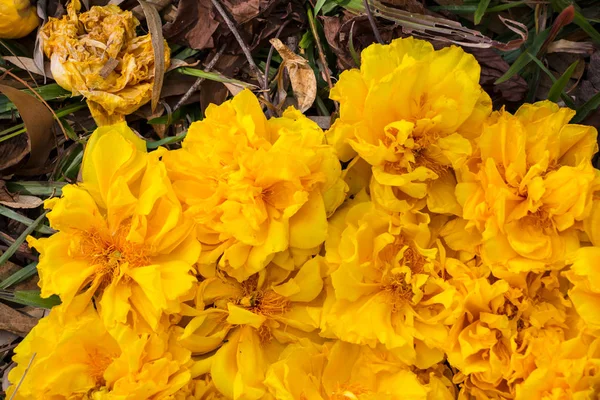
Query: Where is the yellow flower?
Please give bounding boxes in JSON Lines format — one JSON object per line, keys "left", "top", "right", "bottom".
{"left": 28, "top": 123, "right": 200, "bottom": 332}
{"left": 456, "top": 101, "right": 598, "bottom": 274}
{"left": 327, "top": 37, "right": 491, "bottom": 213}
{"left": 163, "top": 89, "right": 347, "bottom": 282}
{"left": 6, "top": 301, "right": 191, "bottom": 399}
{"left": 564, "top": 247, "right": 600, "bottom": 332}
{"left": 40, "top": 0, "right": 170, "bottom": 125}
{"left": 174, "top": 356, "right": 227, "bottom": 400}
{"left": 264, "top": 339, "right": 456, "bottom": 399}
{"left": 178, "top": 258, "right": 327, "bottom": 399}
{"left": 321, "top": 197, "right": 459, "bottom": 369}
{"left": 446, "top": 270, "right": 572, "bottom": 399}
{"left": 514, "top": 333, "right": 600, "bottom": 399}
{"left": 0, "top": 0, "right": 39, "bottom": 38}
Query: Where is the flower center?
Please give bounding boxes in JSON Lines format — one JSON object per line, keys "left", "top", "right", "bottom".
{"left": 330, "top": 383, "right": 370, "bottom": 400}
{"left": 523, "top": 210, "right": 554, "bottom": 232}
{"left": 86, "top": 348, "right": 114, "bottom": 387}
{"left": 78, "top": 223, "right": 150, "bottom": 289}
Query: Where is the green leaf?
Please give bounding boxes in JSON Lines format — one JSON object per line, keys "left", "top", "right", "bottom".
{"left": 0, "top": 262, "right": 38, "bottom": 290}
{"left": 314, "top": 0, "right": 328, "bottom": 15}
{"left": 0, "top": 211, "right": 48, "bottom": 267}
{"left": 0, "top": 290, "right": 61, "bottom": 309}
{"left": 527, "top": 54, "right": 575, "bottom": 108}
{"left": 299, "top": 31, "right": 314, "bottom": 49}
{"left": 0, "top": 205, "right": 54, "bottom": 235}
{"left": 177, "top": 68, "right": 257, "bottom": 88}
{"left": 6, "top": 181, "right": 66, "bottom": 197}
{"left": 335, "top": 0, "right": 362, "bottom": 12}
{"left": 474, "top": 0, "right": 492, "bottom": 24}
{"left": 547, "top": 60, "right": 579, "bottom": 102}
{"left": 349, "top": 23, "right": 361, "bottom": 67}
{"left": 0, "top": 84, "right": 72, "bottom": 115}
{"left": 146, "top": 132, "right": 187, "bottom": 149}
{"left": 495, "top": 28, "right": 550, "bottom": 84}
{"left": 573, "top": 11, "right": 600, "bottom": 44}
{"left": 573, "top": 91, "right": 600, "bottom": 123}
{"left": 147, "top": 107, "right": 184, "bottom": 125}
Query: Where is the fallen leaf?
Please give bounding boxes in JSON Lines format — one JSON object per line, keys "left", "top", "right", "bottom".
{"left": 167, "top": 59, "right": 201, "bottom": 72}
{"left": 270, "top": 38, "right": 316, "bottom": 113}
{"left": 0, "top": 84, "right": 55, "bottom": 173}
{"left": 137, "top": 0, "right": 166, "bottom": 112}
{"left": 2, "top": 363, "right": 13, "bottom": 393}
{"left": 0, "top": 195, "right": 43, "bottom": 209}
{"left": 222, "top": 0, "right": 260, "bottom": 23}
{"left": 323, "top": 13, "right": 405, "bottom": 70}
{"left": 200, "top": 54, "right": 242, "bottom": 114}
{"left": 547, "top": 39, "right": 595, "bottom": 55}
{"left": 308, "top": 115, "right": 331, "bottom": 129}
{"left": 0, "top": 301, "right": 37, "bottom": 337}
{"left": 163, "top": 0, "right": 219, "bottom": 50}
{"left": 0, "top": 330, "right": 17, "bottom": 348}
{"left": 462, "top": 47, "right": 528, "bottom": 105}
{"left": 4, "top": 57, "right": 54, "bottom": 78}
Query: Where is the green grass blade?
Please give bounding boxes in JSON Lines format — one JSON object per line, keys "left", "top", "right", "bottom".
{"left": 527, "top": 54, "right": 576, "bottom": 108}
{"left": 177, "top": 68, "right": 257, "bottom": 88}
{"left": 0, "top": 262, "right": 38, "bottom": 290}
{"left": 146, "top": 132, "right": 187, "bottom": 149}
{"left": 573, "top": 91, "right": 600, "bottom": 123}
{"left": 6, "top": 182, "right": 66, "bottom": 197}
{"left": 0, "top": 205, "right": 54, "bottom": 235}
{"left": 547, "top": 60, "right": 578, "bottom": 102}
{"left": 0, "top": 211, "right": 48, "bottom": 267}
{"left": 0, "top": 290, "right": 61, "bottom": 308}
{"left": 496, "top": 28, "right": 550, "bottom": 84}
{"left": 315, "top": 0, "right": 327, "bottom": 15}
{"left": 474, "top": 0, "right": 492, "bottom": 25}
{"left": 0, "top": 84, "right": 72, "bottom": 114}
{"left": 573, "top": 12, "right": 600, "bottom": 44}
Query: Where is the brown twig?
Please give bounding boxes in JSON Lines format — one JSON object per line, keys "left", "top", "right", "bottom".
{"left": 308, "top": 10, "right": 338, "bottom": 112}
{"left": 173, "top": 44, "right": 227, "bottom": 112}
{"left": 364, "top": 0, "right": 383, "bottom": 44}
{"left": 210, "top": 0, "right": 265, "bottom": 88}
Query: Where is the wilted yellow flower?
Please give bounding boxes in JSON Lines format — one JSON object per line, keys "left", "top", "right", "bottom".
{"left": 564, "top": 247, "right": 600, "bottom": 332}
{"left": 264, "top": 339, "right": 456, "bottom": 399}
{"left": 164, "top": 89, "right": 347, "bottom": 282}
{"left": 0, "top": 0, "right": 39, "bottom": 38}
{"left": 6, "top": 301, "right": 191, "bottom": 399}
{"left": 28, "top": 123, "right": 199, "bottom": 332}
{"left": 41, "top": 0, "right": 170, "bottom": 125}
{"left": 456, "top": 101, "right": 598, "bottom": 274}
{"left": 178, "top": 258, "right": 327, "bottom": 399}
{"left": 327, "top": 37, "right": 491, "bottom": 213}
{"left": 321, "top": 195, "right": 459, "bottom": 369}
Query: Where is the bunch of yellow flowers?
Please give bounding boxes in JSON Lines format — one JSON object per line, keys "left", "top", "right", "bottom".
{"left": 7, "top": 37, "right": 600, "bottom": 399}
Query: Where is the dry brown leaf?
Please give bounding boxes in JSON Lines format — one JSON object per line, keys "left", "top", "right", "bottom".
{"left": 137, "top": 0, "right": 165, "bottom": 112}
{"left": 0, "top": 195, "right": 43, "bottom": 209}
{"left": 163, "top": 0, "right": 219, "bottom": 50}
{"left": 4, "top": 57, "right": 54, "bottom": 78}
{"left": 0, "top": 84, "right": 54, "bottom": 173}
{"left": 547, "top": 39, "right": 595, "bottom": 55}
{"left": 269, "top": 38, "right": 316, "bottom": 113}
{"left": 0, "top": 301, "right": 37, "bottom": 337}
{"left": 167, "top": 59, "right": 201, "bottom": 72}
{"left": 308, "top": 116, "right": 331, "bottom": 130}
